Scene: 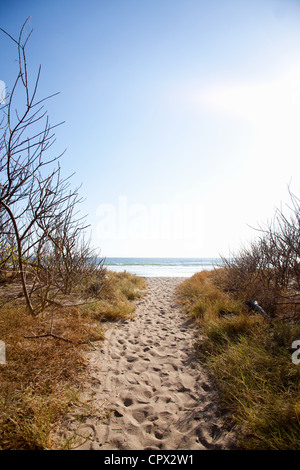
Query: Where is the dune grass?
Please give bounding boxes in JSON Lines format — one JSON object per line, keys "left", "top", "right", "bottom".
{"left": 0, "top": 269, "right": 146, "bottom": 449}
{"left": 80, "top": 270, "right": 146, "bottom": 321}
{"left": 177, "top": 269, "right": 300, "bottom": 450}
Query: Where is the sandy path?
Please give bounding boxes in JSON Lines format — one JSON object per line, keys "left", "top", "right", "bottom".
{"left": 72, "top": 277, "right": 235, "bottom": 450}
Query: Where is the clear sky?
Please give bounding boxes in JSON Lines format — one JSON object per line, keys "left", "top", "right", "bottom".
{"left": 1, "top": 0, "right": 300, "bottom": 258}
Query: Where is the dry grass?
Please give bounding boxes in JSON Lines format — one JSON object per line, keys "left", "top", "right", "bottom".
{"left": 177, "top": 270, "right": 245, "bottom": 322}
{"left": 177, "top": 269, "right": 300, "bottom": 450}
{"left": 80, "top": 270, "right": 146, "bottom": 321}
{"left": 0, "top": 303, "right": 91, "bottom": 449}
{"left": 0, "top": 269, "right": 146, "bottom": 449}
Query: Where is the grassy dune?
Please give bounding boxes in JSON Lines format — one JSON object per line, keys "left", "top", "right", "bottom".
{"left": 177, "top": 269, "right": 300, "bottom": 450}
{"left": 0, "top": 270, "right": 146, "bottom": 450}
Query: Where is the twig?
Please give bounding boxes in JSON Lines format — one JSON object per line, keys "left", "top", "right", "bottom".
{"left": 24, "top": 332, "right": 74, "bottom": 343}
{"left": 38, "top": 295, "right": 101, "bottom": 308}
{"left": 24, "top": 332, "right": 103, "bottom": 345}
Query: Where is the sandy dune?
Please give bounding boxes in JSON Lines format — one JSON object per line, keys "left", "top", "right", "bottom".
{"left": 71, "top": 277, "right": 236, "bottom": 450}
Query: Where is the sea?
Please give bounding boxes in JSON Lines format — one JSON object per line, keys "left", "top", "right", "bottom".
{"left": 103, "top": 257, "right": 224, "bottom": 278}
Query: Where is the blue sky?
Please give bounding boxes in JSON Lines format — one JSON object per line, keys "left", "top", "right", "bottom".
{"left": 1, "top": 0, "right": 300, "bottom": 258}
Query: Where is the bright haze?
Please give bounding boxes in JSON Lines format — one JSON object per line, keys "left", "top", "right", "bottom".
{"left": 1, "top": 0, "right": 300, "bottom": 258}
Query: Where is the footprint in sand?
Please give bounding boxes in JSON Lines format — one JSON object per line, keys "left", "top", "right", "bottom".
{"left": 70, "top": 277, "right": 236, "bottom": 450}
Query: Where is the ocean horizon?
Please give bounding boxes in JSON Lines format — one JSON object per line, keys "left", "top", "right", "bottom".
{"left": 103, "top": 257, "right": 224, "bottom": 278}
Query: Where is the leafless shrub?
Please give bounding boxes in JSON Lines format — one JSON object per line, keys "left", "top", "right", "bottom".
{"left": 218, "top": 187, "right": 300, "bottom": 318}
{"left": 0, "top": 19, "right": 105, "bottom": 313}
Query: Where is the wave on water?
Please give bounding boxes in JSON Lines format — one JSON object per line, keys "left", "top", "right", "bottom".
{"left": 103, "top": 257, "right": 224, "bottom": 278}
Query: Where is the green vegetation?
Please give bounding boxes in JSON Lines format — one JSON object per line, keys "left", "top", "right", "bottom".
{"left": 177, "top": 269, "right": 300, "bottom": 449}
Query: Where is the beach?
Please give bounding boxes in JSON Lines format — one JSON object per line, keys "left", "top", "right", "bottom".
{"left": 67, "top": 277, "right": 236, "bottom": 450}
{"left": 104, "top": 257, "right": 223, "bottom": 278}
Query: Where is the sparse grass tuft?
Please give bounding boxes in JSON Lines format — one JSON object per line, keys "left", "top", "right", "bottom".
{"left": 80, "top": 270, "right": 146, "bottom": 321}
{"left": 177, "top": 270, "right": 245, "bottom": 322}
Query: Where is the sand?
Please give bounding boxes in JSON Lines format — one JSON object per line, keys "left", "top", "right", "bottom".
{"left": 67, "top": 277, "right": 236, "bottom": 450}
